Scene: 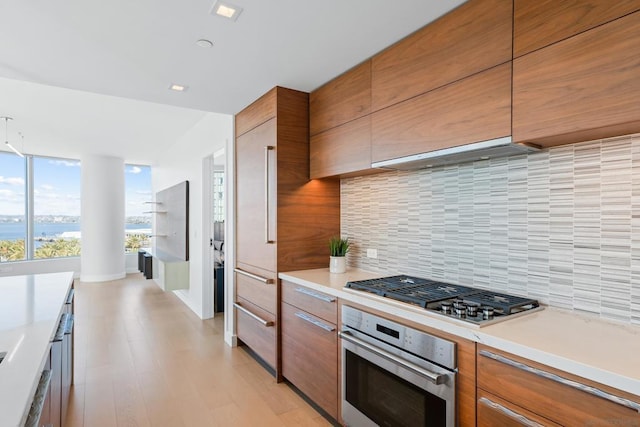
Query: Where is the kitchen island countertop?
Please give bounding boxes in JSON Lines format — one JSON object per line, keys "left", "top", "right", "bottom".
{"left": 0, "top": 272, "right": 74, "bottom": 427}
{"left": 280, "top": 267, "right": 640, "bottom": 397}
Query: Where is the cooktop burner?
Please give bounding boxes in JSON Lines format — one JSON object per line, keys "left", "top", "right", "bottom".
{"left": 345, "top": 275, "right": 541, "bottom": 326}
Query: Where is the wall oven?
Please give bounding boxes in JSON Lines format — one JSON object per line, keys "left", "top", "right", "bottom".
{"left": 340, "top": 306, "right": 457, "bottom": 427}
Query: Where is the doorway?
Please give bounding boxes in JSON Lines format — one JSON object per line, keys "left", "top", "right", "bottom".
{"left": 211, "top": 148, "right": 225, "bottom": 313}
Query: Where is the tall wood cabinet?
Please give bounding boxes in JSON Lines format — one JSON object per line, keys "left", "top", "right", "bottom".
{"left": 234, "top": 86, "right": 340, "bottom": 377}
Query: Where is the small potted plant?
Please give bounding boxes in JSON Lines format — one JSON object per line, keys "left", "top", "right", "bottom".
{"left": 329, "top": 236, "right": 350, "bottom": 274}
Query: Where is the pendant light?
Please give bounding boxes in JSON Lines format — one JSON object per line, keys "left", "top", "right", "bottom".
{"left": 1, "top": 116, "right": 24, "bottom": 158}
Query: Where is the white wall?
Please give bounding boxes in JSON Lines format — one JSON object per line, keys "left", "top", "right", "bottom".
{"left": 153, "top": 113, "right": 232, "bottom": 319}
{"left": 80, "top": 155, "right": 126, "bottom": 282}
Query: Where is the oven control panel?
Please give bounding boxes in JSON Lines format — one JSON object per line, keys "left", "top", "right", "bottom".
{"left": 342, "top": 305, "right": 456, "bottom": 370}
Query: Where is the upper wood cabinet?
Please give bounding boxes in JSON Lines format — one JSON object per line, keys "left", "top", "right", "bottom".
{"left": 310, "top": 60, "right": 371, "bottom": 136}
{"left": 513, "top": 10, "right": 640, "bottom": 147}
{"left": 310, "top": 115, "right": 372, "bottom": 179}
{"left": 371, "top": 0, "right": 512, "bottom": 112}
{"left": 514, "top": 0, "right": 640, "bottom": 57}
{"left": 235, "top": 88, "right": 277, "bottom": 137}
{"left": 372, "top": 63, "right": 511, "bottom": 164}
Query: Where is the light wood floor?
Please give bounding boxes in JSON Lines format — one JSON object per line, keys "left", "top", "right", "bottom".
{"left": 67, "top": 274, "right": 331, "bottom": 427}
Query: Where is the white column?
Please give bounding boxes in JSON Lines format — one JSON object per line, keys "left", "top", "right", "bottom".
{"left": 80, "top": 155, "right": 125, "bottom": 282}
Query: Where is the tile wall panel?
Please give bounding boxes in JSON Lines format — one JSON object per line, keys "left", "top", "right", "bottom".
{"left": 341, "top": 135, "right": 640, "bottom": 325}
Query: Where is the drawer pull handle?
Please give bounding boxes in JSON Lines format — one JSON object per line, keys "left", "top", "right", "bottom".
{"left": 294, "top": 312, "right": 335, "bottom": 332}
{"left": 295, "top": 287, "right": 336, "bottom": 303}
{"left": 479, "top": 350, "right": 640, "bottom": 413}
{"left": 234, "top": 268, "right": 274, "bottom": 284}
{"left": 478, "top": 397, "right": 543, "bottom": 427}
{"left": 234, "top": 303, "right": 274, "bottom": 327}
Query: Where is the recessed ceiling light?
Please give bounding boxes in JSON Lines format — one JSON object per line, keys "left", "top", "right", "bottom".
{"left": 169, "top": 84, "right": 188, "bottom": 92}
{"left": 196, "top": 39, "right": 214, "bottom": 48}
{"left": 211, "top": 1, "right": 243, "bottom": 21}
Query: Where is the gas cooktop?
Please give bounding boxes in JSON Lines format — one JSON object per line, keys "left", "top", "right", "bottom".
{"left": 345, "top": 275, "right": 542, "bottom": 326}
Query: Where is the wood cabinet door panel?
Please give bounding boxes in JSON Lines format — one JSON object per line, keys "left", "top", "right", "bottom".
{"left": 514, "top": 0, "right": 640, "bottom": 57}
{"left": 513, "top": 11, "right": 640, "bottom": 147}
{"left": 235, "top": 297, "right": 277, "bottom": 369}
{"left": 477, "top": 345, "right": 640, "bottom": 425}
{"left": 372, "top": 63, "right": 511, "bottom": 163}
{"left": 281, "top": 280, "right": 337, "bottom": 323}
{"left": 310, "top": 115, "right": 372, "bottom": 179}
{"left": 310, "top": 60, "right": 371, "bottom": 136}
{"left": 235, "top": 269, "right": 277, "bottom": 315}
{"left": 477, "top": 389, "right": 560, "bottom": 427}
{"left": 236, "top": 118, "right": 277, "bottom": 272}
{"left": 371, "top": 0, "right": 512, "bottom": 111}
{"left": 235, "top": 88, "right": 276, "bottom": 137}
{"left": 281, "top": 302, "right": 338, "bottom": 418}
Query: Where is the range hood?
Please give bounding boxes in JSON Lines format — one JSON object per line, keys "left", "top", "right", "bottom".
{"left": 371, "top": 137, "right": 540, "bottom": 171}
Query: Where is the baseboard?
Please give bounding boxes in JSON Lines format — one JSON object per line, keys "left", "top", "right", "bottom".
{"left": 224, "top": 331, "right": 237, "bottom": 347}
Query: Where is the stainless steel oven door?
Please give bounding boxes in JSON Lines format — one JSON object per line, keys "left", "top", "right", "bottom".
{"left": 340, "top": 328, "right": 456, "bottom": 427}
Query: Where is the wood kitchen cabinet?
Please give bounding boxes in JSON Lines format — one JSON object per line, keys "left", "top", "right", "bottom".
{"left": 371, "top": 63, "right": 512, "bottom": 164}
{"left": 309, "top": 60, "right": 374, "bottom": 178}
{"left": 310, "top": 60, "right": 371, "bottom": 136}
{"left": 514, "top": 0, "right": 640, "bottom": 57}
{"left": 281, "top": 281, "right": 338, "bottom": 418}
{"left": 513, "top": 10, "right": 640, "bottom": 148}
{"left": 477, "top": 344, "right": 640, "bottom": 425}
{"left": 234, "top": 87, "right": 340, "bottom": 377}
{"left": 371, "top": 0, "right": 512, "bottom": 112}
{"left": 310, "top": 115, "right": 372, "bottom": 179}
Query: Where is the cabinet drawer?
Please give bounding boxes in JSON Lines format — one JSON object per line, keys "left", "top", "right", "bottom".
{"left": 477, "top": 345, "right": 640, "bottom": 425}
{"left": 281, "top": 302, "right": 338, "bottom": 418}
{"left": 372, "top": 63, "right": 511, "bottom": 164}
{"left": 478, "top": 389, "right": 560, "bottom": 427}
{"left": 281, "top": 280, "right": 337, "bottom": 324}
{"left": 235, "top": 297, "right": 276, "bottom": 370}
{"left": 235, "top": 268, "right": 276, "bottom": 315}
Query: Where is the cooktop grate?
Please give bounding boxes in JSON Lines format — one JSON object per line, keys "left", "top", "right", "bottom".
{"left": 462, "top": 290, "right": 539, "bottom": 314}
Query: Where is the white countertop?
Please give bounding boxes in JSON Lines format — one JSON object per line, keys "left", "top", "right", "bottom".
{"left": 0, "top": 272, "right": 74, "bottom": 427}
{"left": 279, "top": 268, "right": 640, "bottom": 397}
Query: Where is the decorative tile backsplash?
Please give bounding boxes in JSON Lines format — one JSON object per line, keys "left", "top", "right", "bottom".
{"left": 341, "top": 135, "right": 640, "bottom": 325}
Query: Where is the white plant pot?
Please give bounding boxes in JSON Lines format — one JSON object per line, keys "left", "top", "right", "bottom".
{"left": 329, "top": 256, "right": 347, "bottom": 274}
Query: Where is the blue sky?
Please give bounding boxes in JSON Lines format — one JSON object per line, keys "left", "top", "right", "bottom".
{"left": 0, "top": 152, "right": 151, "bottom": 217}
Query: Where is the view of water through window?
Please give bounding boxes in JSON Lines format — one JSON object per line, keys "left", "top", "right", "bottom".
{"left": 0, "top": 154, "right": 153, "bottom": 261}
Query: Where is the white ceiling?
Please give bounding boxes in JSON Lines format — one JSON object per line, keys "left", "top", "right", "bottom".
{"left": 0, "top": 0, "right": 465, "bottom": 163}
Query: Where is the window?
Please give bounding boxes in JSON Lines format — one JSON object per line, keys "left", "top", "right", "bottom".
{"left": 0, "top": 153, "right": 81, "bottom": 262}
{"left": 33, "top": 157, "right": 81, "bottom": 259}
{"left": 125, "top": 164, "right": 152, "bottom": 253}
{"left": 0, "top": 152, "right": 26, "bottom": 262}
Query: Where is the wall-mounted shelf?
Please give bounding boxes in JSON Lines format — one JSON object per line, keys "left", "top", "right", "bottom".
{"left": 143, "top": 201, "right": 163, "bottom": 205}
{"left": 142, "top": 211, "right": 167, "bottom": 214}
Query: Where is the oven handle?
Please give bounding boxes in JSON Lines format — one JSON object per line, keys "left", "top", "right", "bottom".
{"left": 339, "top": 330, "right": 447, "bottom": 385}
